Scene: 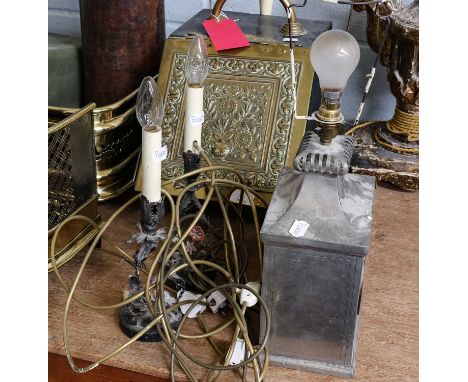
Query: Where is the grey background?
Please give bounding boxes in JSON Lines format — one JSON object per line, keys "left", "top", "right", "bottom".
{"left": 48, "top": 0, "right": 411, "bottom": 121}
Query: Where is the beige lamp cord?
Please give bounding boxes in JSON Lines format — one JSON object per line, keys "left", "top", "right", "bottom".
{"left": 50, "top": 145, "right": 271, "bottom": 382}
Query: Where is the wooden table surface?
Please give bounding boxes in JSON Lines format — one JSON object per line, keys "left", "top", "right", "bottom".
{"left": 48, "top": 184, "right": 418, "bottom": 381}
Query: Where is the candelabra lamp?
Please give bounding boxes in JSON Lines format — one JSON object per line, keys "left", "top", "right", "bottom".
{"left": 178, "top": 34, "right": 209, "bottom": 218}
{"left": 351, "top": 0, "right": 419, "bottom": 191}
{"left": 260, "top": 29, "right": 375, "bottom": 377}
{"left": 120, "top": 69, "right": 216, "bottom": 341}
{"left": 119, "top": 77, "right": 182, "bottom": 342}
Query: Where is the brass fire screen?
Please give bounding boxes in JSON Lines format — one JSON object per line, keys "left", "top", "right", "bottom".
{"left": 48, "top": 103, "right": 101, "bottom": 271}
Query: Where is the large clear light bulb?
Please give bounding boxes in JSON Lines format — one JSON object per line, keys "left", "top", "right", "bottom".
{"left": 310, "top": 30, "right": 360, "bottom": 91}
{"left": 184, "top": 34, "right": 209, "bottom": 86}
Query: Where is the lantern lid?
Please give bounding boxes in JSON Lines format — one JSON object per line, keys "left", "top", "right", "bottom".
{"left": 260, "top": 168, "right": 375, "bottom": 256}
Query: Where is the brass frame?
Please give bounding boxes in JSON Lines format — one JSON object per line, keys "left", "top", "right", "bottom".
{"left": 48, "top": 76, "right": 158, "bottom": 200}
{"left": 48, "top": 195, "right": 101, "bottom": 272}
{"left": 136, "top": 37, "right": 314, "bottom": 204}
{"left": 48, "top": 103, "right": 102, "bottom": 271}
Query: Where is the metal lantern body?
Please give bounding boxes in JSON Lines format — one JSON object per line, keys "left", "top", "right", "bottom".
{"left": 135, "top": 9, "right": 331, "bottom": 202}
{"left": 260, "top": 167, "right": 375, "bottom": 377}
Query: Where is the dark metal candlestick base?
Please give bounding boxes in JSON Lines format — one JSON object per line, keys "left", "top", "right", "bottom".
{"left": 134, "top": 195, "right": 165, "bottom": 273}
{"left": 139, "top": 195, "right": 165, "bottom": 235}
{"left": 119, "top": 276, "right": 182, "bottom": 342}
{"left": 166, "top": 151, "right": 216, "bottom": 293}
{"left": 179, "top": 151, "right": 205, "bottom": 219}
{"left": 120, "top": 195, "right": 182, "bottom": 342}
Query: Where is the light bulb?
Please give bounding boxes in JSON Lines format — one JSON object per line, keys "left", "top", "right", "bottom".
{"left": 310, "top": 30, "right": 360, "bottom": 91}
{"left": 136, "top": 76, "right": 164, "bottom": 128}
{"left": 184, "top": 34, "right": 209, "bottom": 86}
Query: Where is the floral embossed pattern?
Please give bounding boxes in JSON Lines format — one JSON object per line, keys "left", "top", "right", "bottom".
{"left": 203, "top": 79, "right": 272, "bottom": 165}
{"left": 161, "top": 53, "right": 301, "bottom": 192}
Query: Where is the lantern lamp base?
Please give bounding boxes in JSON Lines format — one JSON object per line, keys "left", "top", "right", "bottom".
{"left": 268, "top": 354, "right": 355, "bottom": 378}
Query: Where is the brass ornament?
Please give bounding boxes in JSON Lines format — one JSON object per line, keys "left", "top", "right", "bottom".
{"left": 279, "top": 20, "right": 308, "bottom": 37}
{"left": 143, "top": 38, "right": 314, "bottom": 199}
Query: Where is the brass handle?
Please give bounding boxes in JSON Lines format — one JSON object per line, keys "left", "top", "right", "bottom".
{"left": 210, "top": 0, "right": 307, "bottom": 36}
{"left": 211, "top": 0, "right": 299, "bottom": 24}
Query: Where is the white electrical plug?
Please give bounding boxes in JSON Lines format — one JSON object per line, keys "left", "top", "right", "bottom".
{"left": 207, "top": 290, "right": 227, "bottom": 313}
{"left": 239, "top": 282, "right": 261, "bottom": 307}
{"left": 178, "top": 290, "right": 206, "bottom": 318}
{"left": 228, "top": 338, "right": 249, "bottom": 365}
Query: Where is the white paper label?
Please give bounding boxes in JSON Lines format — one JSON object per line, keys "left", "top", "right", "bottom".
{"left": 229, "top": 189, "right": 254, "bottom": 206}
{"left": 289, "top": 220, "right": 310, "bottom": 237}
{"left": 228, "top": 338, "right": 248, "bottom": 366}
{"left": 283, "top": 37, "right": 298, "bottom": 42}
{"left": 178, "top": 291, "right": 206, "bottom": 318}
{"left": 189, "top": 111, "right": 204, "bottom": 125}
{"left": 152, "top": 145, "right": 167, "bottom": 162}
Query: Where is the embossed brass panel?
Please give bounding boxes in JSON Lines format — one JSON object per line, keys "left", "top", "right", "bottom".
{"left": 136, "top": 32, "right": 314, "bottom": 201}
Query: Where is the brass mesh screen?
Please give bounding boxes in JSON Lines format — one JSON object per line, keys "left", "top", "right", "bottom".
{"left": 48, "top": 124, "right": 76, "bottom": 229}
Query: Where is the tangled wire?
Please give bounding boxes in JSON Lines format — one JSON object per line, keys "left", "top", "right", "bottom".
{"left": 50, "top": 148, "right": 271, "bottom": 382}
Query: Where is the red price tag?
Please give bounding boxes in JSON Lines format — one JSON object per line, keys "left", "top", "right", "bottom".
{"left": 202, "top": 18, "right": 250, "bottom": 51}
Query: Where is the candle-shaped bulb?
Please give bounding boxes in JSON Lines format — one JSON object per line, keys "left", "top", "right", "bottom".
{"left": 136, "top": 76, "right": 164, "bottom": 203}
{"left": 136, "top": 76, "right": 164, "bottom": 128}
{"left": 184, "top": 34, "right": 209, "bottom": 86}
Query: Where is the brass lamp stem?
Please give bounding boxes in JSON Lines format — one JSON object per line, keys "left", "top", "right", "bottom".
{"left": 210, "top": 0, "right": 307, "bottom": 36}
{"left": 315, "top": 90, "right": 343, "bottom": 145}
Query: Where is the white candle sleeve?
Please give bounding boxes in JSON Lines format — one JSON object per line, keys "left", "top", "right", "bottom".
{"left": 142, "top": 126, "right": 162, "bottom": 202}
{"left": 183, "top": 86, "right": 204, "bottom": 153}
{"left": 260, "top": 0, "right": 273, "bottom": 15}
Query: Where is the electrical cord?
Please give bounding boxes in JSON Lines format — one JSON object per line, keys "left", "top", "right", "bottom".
{"left": 324, "top": 0, "right": 389, "bottom": 5}
{"left": 50, "top": 146, "right": 271, "bottom": 381}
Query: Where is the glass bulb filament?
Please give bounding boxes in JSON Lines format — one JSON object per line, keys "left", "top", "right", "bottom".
{"left": 136, "top": 76, "right": 164, "bottom": 128}
{"left": 184, "top": 34, "right": 209, "bottom": 86}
